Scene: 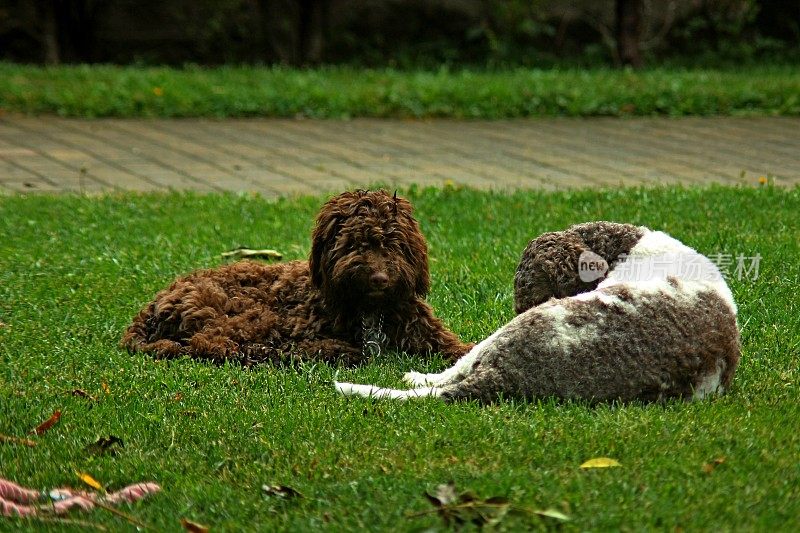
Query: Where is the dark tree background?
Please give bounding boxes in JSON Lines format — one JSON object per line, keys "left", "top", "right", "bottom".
{"left": 616, "top": 0, "right": 644, "bottom": 67}
{"left": 0, "top": 0, "right": 797, "bottom": 67}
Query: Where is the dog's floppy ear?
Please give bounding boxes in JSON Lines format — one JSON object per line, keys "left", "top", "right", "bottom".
{"left": 395, "top": 195, "right": 431, "bottom": 297}
{"left": 413, "top": 250, "right": 431, "bottom": 296}
{"left": 309, "top": 200, "right": 342, "bottom": 289}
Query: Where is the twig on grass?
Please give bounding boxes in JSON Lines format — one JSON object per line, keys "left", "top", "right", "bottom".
{"left": 27, "top": 516, "right": 108, "bottom": 531}
{"left": 92, "top": 499, "right": 151, "bottom": 530}
{"left": 0, "top": 434, "right": 37, "bottom": 447}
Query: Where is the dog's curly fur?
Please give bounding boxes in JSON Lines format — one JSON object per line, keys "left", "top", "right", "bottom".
{"left": 122, "top": 190, "right": 473, "bottom": 365}
{"left": 513, "top": 221, "right": 645, "bottom": 313}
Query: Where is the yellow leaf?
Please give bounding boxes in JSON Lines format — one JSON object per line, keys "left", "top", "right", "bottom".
{"left": 102, "top": 382, "right": 110, "bottom": 394}
{"left": 580, "top": 457, "right": 621, "bottom": 469}
{"left": 76, "top": 471, "right": 103, "bottom": 490}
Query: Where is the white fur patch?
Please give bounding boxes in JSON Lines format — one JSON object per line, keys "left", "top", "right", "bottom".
{"left": 403, "top": 370, "right": 436, "bottom": 387}
{"left": 603, "top": 230, "right": 737, "bottom": 314}
{"left": 335, "top": 381, "right": 442, "bottom": 400}
{"left": 539, "top": 298, "right": 599, "bottom": 349}
{"left": 692, "top": 363, "right": 725, "bottom": 400}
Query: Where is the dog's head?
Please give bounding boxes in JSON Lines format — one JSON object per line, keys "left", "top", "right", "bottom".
{"left": 310, "top": 190, "right": 430, "bottom": 309}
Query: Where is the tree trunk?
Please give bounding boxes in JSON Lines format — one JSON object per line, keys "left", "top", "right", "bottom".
{"left": 257, "top": 0, "right": 293, "bottom": 64}
{"left": 616, "top": 0, "right": 643, "bottom": 68}
{"left": 40, "top": 0, "right": 60, "bottom": 65}
{"left": 297, "top": 0, "right": 328, "bottom": 65}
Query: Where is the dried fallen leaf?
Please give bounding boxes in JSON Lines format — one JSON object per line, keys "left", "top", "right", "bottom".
{"left": 101, "top": 382, "right": 111, "bottom": 395}
{"left": 85, "top": 435, "right": 125, "bottom": 456}
{"left": 181, "top": 518, "right": 209, "bottom": 532}
{"left": 0, "top": 433, "right": 37, "bottom": 447}
{"left": 702, "top": 456, "right": 726, "bottom": 474}
{"left": 422, "top": 483, "right": 463, "bottom": 527}
{"left": 415, "top": 482, "right": 538, "bottom": 528}
{"left": 71, "top": 389, "right": 98, "bottom": 401}
{"left": 173, "top": 392, "right": 184, "bottom": 402}
{"left": 580, "top": 457, "right": 622, "bottom": 469}
{"left": 262, "top": 484, "right": 303, "bottom": 499}
{"left": 425, "top": 481, "right": 458, "bottom": 507}
{"left": 222, "top": 247, "right": 283, "bottom": 261}
{"left": 29, "top": 409, "right": 62, "bottom": 435}
{"left": 76, "top": 471, "right": 103, "bottom": 490}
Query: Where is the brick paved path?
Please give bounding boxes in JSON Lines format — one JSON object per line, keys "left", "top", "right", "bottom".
{"left": 0, "top": 116, "right": 797, "bottom": 195}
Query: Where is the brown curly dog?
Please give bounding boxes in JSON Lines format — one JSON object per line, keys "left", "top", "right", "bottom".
{"left": 122, "top": 190, "right": 473, "bottom": 365}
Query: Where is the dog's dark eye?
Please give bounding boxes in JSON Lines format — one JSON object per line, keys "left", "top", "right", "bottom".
{"left": 361, "top": 233, "right": 383, "bottom": 249}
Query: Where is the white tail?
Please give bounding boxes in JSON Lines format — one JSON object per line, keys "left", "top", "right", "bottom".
{"left": 335, "top": 382, "right": 443, "bottom": 400}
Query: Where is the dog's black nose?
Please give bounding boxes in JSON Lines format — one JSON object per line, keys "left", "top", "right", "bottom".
{"left": 369, "top": 272, "right": 389, "bottom": 289}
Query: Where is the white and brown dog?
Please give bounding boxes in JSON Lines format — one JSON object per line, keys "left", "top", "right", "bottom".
{"left": 336, "top": 222, "right": 740, "bottom": 403}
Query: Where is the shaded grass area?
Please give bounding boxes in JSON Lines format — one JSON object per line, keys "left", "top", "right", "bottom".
{"left": 1, "top": 186, "right": 799, "bottom": 531}
{"left": 1, "top": 64, "right": 799, "bottom": 118}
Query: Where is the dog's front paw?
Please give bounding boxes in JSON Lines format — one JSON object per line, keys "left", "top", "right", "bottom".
{"left": 403, "top": 371, "right": 435, "bottom": 387}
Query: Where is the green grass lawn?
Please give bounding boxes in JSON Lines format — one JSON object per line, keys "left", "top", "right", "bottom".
{"left": 2, "top": 63, "right": 799, "bottom": 118}
{"left": 1, "top": 186, "right": 798, "bottom": 531}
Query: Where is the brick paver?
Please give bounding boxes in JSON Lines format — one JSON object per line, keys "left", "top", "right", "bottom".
{"left": 0, "top": 116, "right": 797, "bottom": 195}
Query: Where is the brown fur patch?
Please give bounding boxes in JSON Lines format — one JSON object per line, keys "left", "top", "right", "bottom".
{"left": 514, "top": 222, "right": 644, "bottom": 314}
